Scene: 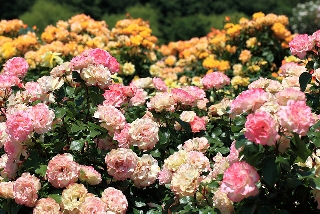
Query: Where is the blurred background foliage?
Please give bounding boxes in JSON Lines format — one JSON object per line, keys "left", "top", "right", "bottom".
{"left": 0, "top": 0, "right": 316, "bottom": 44}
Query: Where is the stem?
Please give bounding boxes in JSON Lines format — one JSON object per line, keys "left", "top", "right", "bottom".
{"left": 85, "top": 85, "right": 90, "bottom": 122}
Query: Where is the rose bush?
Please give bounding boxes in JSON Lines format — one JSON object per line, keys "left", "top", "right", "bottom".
{"left": 1, "top": 12, "right": 320, "bottom": 214}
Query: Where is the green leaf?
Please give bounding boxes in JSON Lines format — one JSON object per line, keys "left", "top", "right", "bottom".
{"left": 70, "top": 140, "right": 85, "bottom": 151}
{"left": 206, "top": 180, "right": 219, "bottom": 189}
{"left": 158, "top": 128, "right": 170, "bottom": 145}
{"left": 258, "top": 206, "right": 273, "bottom": 214}
{"left": 292, "top": 133, "right": 311, "bottom": 162}
{"left": 89, "top": 129, "right": 100, "bottom": 138}
{"left": 48, "top": 194, "right": 62, "bottom": 204}
{"left": 233, "top": 115, "right": 246, "bottom": 126}
{"left": 71, "top": 122, "right": 86, "bottom": 133}
{"left": 231, "top": 125, "right": 242, "bottom": 132}
{"left": 72, "top": 70, "right": 82, "bottom": 81}
{"left": 309, "top": 177, "right": 320, "bottom": 190}
{"left": 150, "top": 149, "right": 161, "bottom": 158}
{"left": 286, "top": 177, "right": 301, "bottom": 188}
{"left": 262, "top": 157, "right": 278, "bottom": 187}
{"left": 235, "top": 134, "right": 251, "bottom": 149}
{"left": 177, "top": 119, "right": 192, "bottom": 133}
{"left": 35, "top": 165, "right": 47, "bottom": 177}
{"left": 135, "top": 201, "right": 146, "bottom": 207}
{"left": 179, "top": 196, "right": 192, "bottom": 204}
{"left": 211, "top": 127, "right": 222, "bottom": 138}
{"left": 237, "top": 202, "right": 256, "bottom": 214}
{"left": 65, "top": 86, "right": 75, "bottom": 97}
{"left": 299, "top": 72, "right": 312, "bottom": 92}
{"left": 89, "top": 91, "right": 105, "bottom": 105}
{"left": 55, "top": 107, "right": 67, "bottom": 118}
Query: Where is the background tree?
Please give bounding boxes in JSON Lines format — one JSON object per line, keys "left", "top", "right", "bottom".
{"left": 0, "top": 0, "right": 316, "bottom": 43}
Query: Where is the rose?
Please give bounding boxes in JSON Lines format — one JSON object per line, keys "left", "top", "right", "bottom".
{"left": 131, "top": 154, "right": 160, "bottom": 188}
{"left": 101, "top": 187, "right": 128, "bottom": 214}
{"left": 33, "top": 198, "right": 61, "bottom": 214}
{"left": 229, "top": 88, "right": 269, "bottom": 118}
{"left": 105, "top": 148, "right": 138, "bottom": 181}
{"left": 3, "top": 57, "right": 29, "bottom": 78}
{"left": 79, "top": 197, "right": 107, "bottom": 214}
{"left": 170, "top": 164, "right": 200, "bottom": 197}
{"left": 45, "top": 153, "right": 79, "bottom": 188}
{"left": 289, "top": 34, "right": 314, "bottom": 59}
{"left": 129, "top": 116, "right": 159, "bottom": 150}
{"left": 244, "top": 111, "right": 279, "bottom": 146}
{"left": 147, "top": 92, "right": 176, "bottom": 112}
{"left": 277, "top": 100, "right": 317, "bottom": 136}
{"left": 78, "top": 165, "right": 102, "bottom": 185}
{"left": 220, "top": 162, "right": 260, "bottom": 202}
{"left": 13, "top": 173, "right": 41, "bottom": 207}
{"left": 61, "top": 183, "right": 89, "bottom": 213}
{"left": 201, "top": 71, "right": 230, "bottom": 90}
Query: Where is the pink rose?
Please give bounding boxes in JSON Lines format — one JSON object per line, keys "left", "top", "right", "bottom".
{"left": 152, "top": 77, "right": 168, "bottom": 92}
{"left": 244, "top": 111, "right": 280, "bottom": 146}
{"left": 230, "top": 88, "right": 269, "bottom": 118}
{"left": 88, "top": 48, "right": 112, "bottom": 67}
{"left": 1, "top": 155, "right": 19, "bottom": 179}
{"left": 182, "top": 86, "right": 206, "bottom": 100}
{"left": 182, "top": 137, "right": 210, "bottom": 153}
{"left": 312, "top": 30, "right": 320, "bottom": 47}
{"left": 186, "top": 151, "right": 211, "bottom": 172}
{"left": 158, "top": 167, "right": 173, "bottom": 185}
{"left": 196, "top": 98, "right": 209, "bottom": 110}
{"left": 46, "top": 153, "right": 79, "bottom": 188}
{"left": 189, "top": 116, "right": 207, "bottom": 133}
{"left": 227, "top": 141, "right": 242, "bottom": 164}
{"left": 3, "top": 57, "right": 29, "bottom": 78}
{"left": 221, "top": 162, "right": 260, "bottom": 202}
{"left": 93, "top": 104, "right": 126, "bottom": 133}
{"left": 113, "top": 123, "right": 131, "bottom": 148}
{"left": 33, "top": 197, "right": 61, "bottom": 214}
{"left": 0, "top": 74, "right": 22, "bottom": 89}
{"left": 130, "top": 88, "right": 148, "bottom": 106}
{"left": 29, "top": 103, "right": 55, "bottom": 134}
{"left": 201, "top": 72, "right": 230, "bottom": 90}
{"left": 13, "top": 172, "right": 41, "bottom": 207}
{"left": 23, "top": 82, "right": 44, "bottom": 102}
{"left": 105, "top": 148, "right": 138, "bottom": 180}
{"left": 279, "top": 62, "right": 307, "bottom": 77}
{"left": 171, "top": 88, "right": 196, "bottom": 106}
{"left": 79, "top": 196, "right": 107, "bottom": 214}
{"left": 70, "top": 48, "right": 119, "bottom": 73}
{"left": 101, "top": 187, "right": 128, "bottom": 214}
{"left": 108, "top": 83, "right": 137, "bottom": 97}
{"left": 277, "top": 100, "right": 316, "bottom": 136}
{"left": 6, "top": 110, "right": 33, "bottom": 143}
{"left": 275, "top": 87, "right": 306, "bottom": 106}
{"left": 102, "top": 89, "right": 127, "bottom": 107}
{"left": 106, "top": 55, "right": 120, "bottom": 74}
{"left": 289, "top": 34, "right": 314, "bottom": 59}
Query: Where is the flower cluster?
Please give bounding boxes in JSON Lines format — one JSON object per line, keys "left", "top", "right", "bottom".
{"left": 1, "top": 12, "right": 320, "bottom": 213}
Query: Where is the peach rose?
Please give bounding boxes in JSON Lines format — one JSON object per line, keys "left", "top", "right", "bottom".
{"left": 105, "top": 148, "right": 138, "bottom": 181}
